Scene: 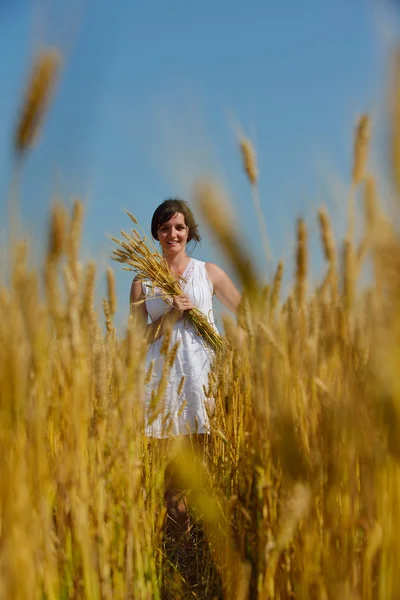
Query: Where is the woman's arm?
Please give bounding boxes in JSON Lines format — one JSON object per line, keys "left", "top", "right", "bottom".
{"left": 205, "top": 263, "right": 241, "bottom": 313}
{"left": 205, "top": 264, "right": 247, "bottom": 347}
{"left": 130, "top": 278, "right": 194, "bottom": 344}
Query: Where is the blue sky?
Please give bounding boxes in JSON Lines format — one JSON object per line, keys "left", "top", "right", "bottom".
{"left": 0, "top": 0, "right": 398, "bottom": 329}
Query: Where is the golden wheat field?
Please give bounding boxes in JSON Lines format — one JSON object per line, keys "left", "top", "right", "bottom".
{"left": 3, "top": 42, "right": 400, "bottom": 600}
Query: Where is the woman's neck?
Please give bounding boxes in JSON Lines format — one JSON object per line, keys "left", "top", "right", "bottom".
{"left": 164, "top": 252, "right": 191, "bottom": 274}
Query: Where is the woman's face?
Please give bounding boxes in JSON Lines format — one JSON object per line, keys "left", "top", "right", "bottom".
{"left": 157, "top": 212, "right": 189, "bottom": 256}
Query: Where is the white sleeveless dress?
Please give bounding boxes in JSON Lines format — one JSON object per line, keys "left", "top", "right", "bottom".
{"left": 142, "top": 258, "right": 216, "bottom": 439}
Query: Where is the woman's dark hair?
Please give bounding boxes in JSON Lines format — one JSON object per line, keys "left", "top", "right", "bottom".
{"left": 151, "top": 198, "right": 201, "bottom": 243}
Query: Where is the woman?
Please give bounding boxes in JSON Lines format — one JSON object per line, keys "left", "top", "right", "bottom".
{"left": 130, "top": 198, "right": 241, "bottom": 531}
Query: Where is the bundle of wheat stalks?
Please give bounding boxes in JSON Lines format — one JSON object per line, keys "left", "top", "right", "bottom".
{"left": 111, "top": 211, "right": 224, "bottom": 352}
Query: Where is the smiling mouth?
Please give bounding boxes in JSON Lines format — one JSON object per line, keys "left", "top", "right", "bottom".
{"left": 167, "top": 241, "right": 178, "bottom": 245}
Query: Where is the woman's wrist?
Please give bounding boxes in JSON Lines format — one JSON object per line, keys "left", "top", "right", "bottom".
{"left": 170, "top": 306, "right": 183, "bottom": 322}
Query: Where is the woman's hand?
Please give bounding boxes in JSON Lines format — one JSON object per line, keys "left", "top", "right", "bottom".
{"left": 172, "top": 294, "right": 194, "bottom": 316}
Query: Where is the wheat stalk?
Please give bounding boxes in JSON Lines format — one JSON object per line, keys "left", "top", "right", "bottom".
{"left": 239, "top": 137, "right": 258, "bottom": 186}
{"left": 295, "top": 218, "right": 308, "bottom": 309}
{"left": 348, "top": 114, "right": 371, "bottom": 239}
{"left": 239, "top": 135, "right": 273, "bottom": 265}
{"left": 14, "top": 48, "right": 62, "bottom": 156}
{"left": 352, "top": 114, "right": 371, "bottom": 186}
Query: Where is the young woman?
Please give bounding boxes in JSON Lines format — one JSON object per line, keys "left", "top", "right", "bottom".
{"left": 130, "top": 198, "right": 241, "bottom": 531}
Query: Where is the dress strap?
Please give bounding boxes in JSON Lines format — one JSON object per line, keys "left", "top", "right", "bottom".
{"left": 198, "top": 261, "right": 214, "bottom": 296}
{"left": 141, "top": 278, "right": 153, "bottom": 297}
{"left": 180, "top": 258, "right": 196, "bottom": 292}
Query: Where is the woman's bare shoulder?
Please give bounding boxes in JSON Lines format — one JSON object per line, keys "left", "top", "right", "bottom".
{"left": 130, "top": 275, "right": 144, "bottom": 300}
{"left": 205, "top": 262, "right": 225, "bottom": 281}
